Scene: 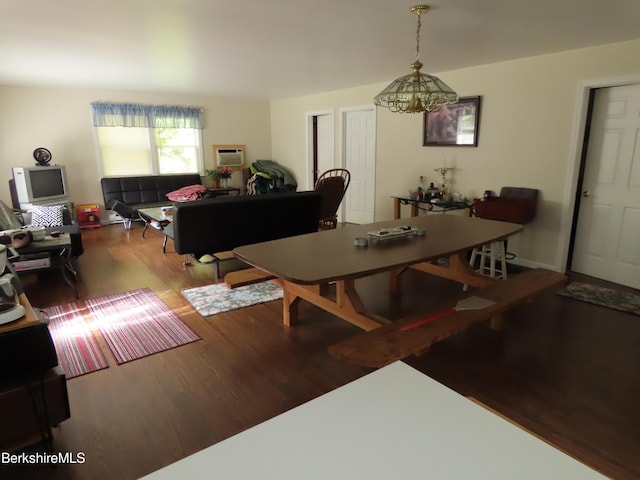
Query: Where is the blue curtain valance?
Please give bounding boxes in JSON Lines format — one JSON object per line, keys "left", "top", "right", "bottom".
{"left": 91, "top": 102, "right": 205, "bottom": 129}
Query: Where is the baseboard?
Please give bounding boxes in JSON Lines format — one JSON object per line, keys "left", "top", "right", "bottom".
{"left": 507, "top": 256, "right": 560, "bottom": 272}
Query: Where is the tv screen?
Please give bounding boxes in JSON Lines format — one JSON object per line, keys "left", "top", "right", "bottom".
{"left": 30, "top": 169, "right": 66, "bottom": 198}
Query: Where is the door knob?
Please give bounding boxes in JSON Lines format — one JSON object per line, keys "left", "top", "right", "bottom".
{"left": 583, "top": 190, "right": 592, "bottom": 198}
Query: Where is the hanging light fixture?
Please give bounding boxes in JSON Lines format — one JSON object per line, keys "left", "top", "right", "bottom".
{"left": 374, "top": 5, "right": 458, "bottom": 114}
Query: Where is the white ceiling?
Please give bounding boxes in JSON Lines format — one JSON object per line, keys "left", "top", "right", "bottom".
{"left": 2, "top": 0, "right": 640, "bottom": 100}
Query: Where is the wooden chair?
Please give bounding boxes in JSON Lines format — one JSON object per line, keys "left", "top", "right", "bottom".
{"left": 314, "top": 169, "right": 350, "bottom": 230}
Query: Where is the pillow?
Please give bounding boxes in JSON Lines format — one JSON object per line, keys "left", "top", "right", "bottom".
{"left": 166, "top": 184, "right": 207, "bottom": 202}
{"left": 30, "top": 205, "right": 64, "bottom": 227}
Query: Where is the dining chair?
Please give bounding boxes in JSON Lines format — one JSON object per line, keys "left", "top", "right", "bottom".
{"left": 314, "top": 169, "right": 351, "bottom": 230}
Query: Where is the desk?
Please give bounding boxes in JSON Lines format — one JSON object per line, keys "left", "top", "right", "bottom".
{"left": 14, "top": 234, "right": 78, "bottom": 298}
{"left": 234, "top": 215, "right": 522, "bottom": 331}
{"left": 392, "top": 195, "right": 471, "bottom": 219}
{"left": 141, "top": 362, "right": 606, "bottom": 480}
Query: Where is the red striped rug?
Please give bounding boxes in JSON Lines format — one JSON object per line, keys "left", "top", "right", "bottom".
{"left": 85, "top": 288, "right": 201, "bottom": 364}
{"left": 44, "top": 303, "right": 109, "bottom": 379}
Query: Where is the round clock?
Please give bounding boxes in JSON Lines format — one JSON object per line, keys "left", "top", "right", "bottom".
{"left": 33, "top": 147, "right": 52, "bottom": 166}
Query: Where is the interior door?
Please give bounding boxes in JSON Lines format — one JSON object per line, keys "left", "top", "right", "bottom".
{"left": 342, "top": 107, "right": 376, "bottom": 224}
{"left": 572, "top": 84, "right": 640, "bottom": 288}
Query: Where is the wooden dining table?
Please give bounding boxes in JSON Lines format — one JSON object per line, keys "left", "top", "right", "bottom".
{"left": 233, "top": 215, "right": 523, "bottom": 331}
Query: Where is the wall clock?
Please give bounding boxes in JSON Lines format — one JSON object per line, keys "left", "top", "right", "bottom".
{"left": 33, "top": 147, "right": 52, "bottom": 166}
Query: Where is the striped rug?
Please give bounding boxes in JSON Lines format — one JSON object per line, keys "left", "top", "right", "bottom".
{"left": 85, "top": 288, "right": 201, "bottom": 364}
{"left": 44, "top": 303, "right": 109, "bottom": 379}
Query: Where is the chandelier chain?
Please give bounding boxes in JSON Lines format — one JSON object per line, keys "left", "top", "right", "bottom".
{"left": 415, "top": 11, "right": 422, "bottom": 62}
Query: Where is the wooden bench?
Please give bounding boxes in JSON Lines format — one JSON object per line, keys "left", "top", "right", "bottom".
{"left": 328, "top": 268, "right": 567, "bottom": 368}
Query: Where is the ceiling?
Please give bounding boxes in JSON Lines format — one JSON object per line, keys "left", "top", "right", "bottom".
{"left": 2, "top": 0, "right": 640, "bottom": 100}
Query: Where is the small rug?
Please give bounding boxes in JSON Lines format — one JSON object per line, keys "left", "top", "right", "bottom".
{"left": 44, "top": 303, "right": 109, "bottom": 379}
{"left": 556, "top": 282, "right": 640, "bottom": 316}
{"left": 182, "top": 281, "right": 283, "bottom": 317}
{"left": 85, "top": 288, "right": 201, "bottom": 364}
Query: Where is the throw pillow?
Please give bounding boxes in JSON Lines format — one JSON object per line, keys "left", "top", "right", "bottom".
{"left": 166, "top": 184, "right": 207, "bottom": 202}
{"left": 30, "top": 205, "right": 64, "bottom": 227}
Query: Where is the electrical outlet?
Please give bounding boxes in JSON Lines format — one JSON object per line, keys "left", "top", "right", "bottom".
{"left": 419, "top": 176, "right": 424, "bottom": 183}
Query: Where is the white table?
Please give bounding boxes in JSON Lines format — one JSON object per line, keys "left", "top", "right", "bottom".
{"left": 140, "top": 362, "right": 606, "bottom": 479}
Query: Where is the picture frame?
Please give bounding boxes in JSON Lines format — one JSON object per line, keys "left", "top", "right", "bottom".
{"left": 423, "top": 96, "right": 481, "bottom": 147}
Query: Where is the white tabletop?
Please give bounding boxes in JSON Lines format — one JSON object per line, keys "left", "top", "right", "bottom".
{"left": 140, "top": 362, "right": 606, "bottom": 480}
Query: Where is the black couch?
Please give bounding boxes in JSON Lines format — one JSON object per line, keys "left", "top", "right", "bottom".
{"left": 164, "top": 191, "right": 322, "bottom": 277}
{"left": 101, "top": 174, "right": 202, "bottom": 227}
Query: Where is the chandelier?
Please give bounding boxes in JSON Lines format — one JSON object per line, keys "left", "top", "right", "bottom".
{"left": 374, "top": 5, "right": 458, "bottom": 114}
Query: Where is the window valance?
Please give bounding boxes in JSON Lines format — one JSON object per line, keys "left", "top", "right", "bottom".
{"left": 91, "top": 102, "right": 205, "bottom": 129}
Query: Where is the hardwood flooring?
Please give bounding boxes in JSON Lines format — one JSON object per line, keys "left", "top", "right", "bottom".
{"left": 4, "top": 224, "right": 639, "bottom": 479}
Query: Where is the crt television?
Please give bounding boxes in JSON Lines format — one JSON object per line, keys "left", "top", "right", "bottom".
{"left": 12, "top": 165, "right": 70, "bottom": 204}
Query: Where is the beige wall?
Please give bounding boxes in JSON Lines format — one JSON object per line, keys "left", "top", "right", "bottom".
{"left": 270, "top": 39, "right": 640, "bottom": 270}
{"left": 0, "top": 85, "right": 271, "bottom": 213}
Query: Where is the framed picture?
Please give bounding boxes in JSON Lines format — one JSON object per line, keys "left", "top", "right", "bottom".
{"left": 423, "top": 96, "right": 481, "bottom": 147}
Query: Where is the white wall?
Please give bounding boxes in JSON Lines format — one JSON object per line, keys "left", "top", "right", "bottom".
{"left": 270, "top": 39, "right": 640, "bottom": 270}
{"left": 0, "top": 85, "right": 272, "bottom": 214}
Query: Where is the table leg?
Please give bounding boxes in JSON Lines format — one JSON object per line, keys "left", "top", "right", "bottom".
{"left": 282, "top": 285, "right": 301, "bottom": 327}
{"left": 281, "top": 280, "right": 383, "bottom": 331}
{"left": 389, "top": 267, "right": 407, "bottom": 293}
{"left": 393, "top": 198, "right": 401, "bottom": 219}
{"left": 410, "top": 201, "right": 419, "bottom": 217}
{"left": 61, "top": 260, "right": 79, "bottom": 299}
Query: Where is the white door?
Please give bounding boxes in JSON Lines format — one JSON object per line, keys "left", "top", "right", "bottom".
{"left": 342, "top": 107, "right": 376, "bottom": 224}
{"left": 572, "top": 84, "right": 640, "bottom": 288}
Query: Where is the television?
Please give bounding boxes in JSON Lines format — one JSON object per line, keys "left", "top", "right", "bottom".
{"left": 12, "top": 165, "right": 70, "bottom": 205}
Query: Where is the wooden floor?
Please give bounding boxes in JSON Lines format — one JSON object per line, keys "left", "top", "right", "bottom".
{"left": 5, "top": 224, "right": 640, "bottom": 479}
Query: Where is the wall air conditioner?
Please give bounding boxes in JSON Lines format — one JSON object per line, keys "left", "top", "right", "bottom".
{"left": 215, "top": 147, "right": 244, "bottom": 167}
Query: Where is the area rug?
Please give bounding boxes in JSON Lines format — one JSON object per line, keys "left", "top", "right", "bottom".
{"left": 182, "top": 281, "right": 283, "bottom": 317}
{"left": 44, "top": 303, "right": 109, "bottom": 379}
{"left": 556, "top": 282, "right": 640, "bottom": 316}
{"left": 85, "top": 288, "right": 201, "bottom": 364}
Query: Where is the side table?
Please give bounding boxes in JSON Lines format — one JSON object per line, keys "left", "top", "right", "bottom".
{"left": 13, "top": 234, "right": 79, "bottom": 298}
{"left": 392, "top": 195, "right": 472, "bottom": 219}
{"left": 205, "top": 187, "right": 241, "bottom": 197}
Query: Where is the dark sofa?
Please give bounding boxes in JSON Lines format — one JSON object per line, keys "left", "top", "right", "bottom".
{"left": 164, "top": 191, "right": 322, "bottom": 276}
{"left": 101, "top": 174, "right": 202, "bottom": 227}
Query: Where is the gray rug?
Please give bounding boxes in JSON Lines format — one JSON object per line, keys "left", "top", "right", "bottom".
{"left": 182, "top": 281, "right": 283, "bottom": 317}
{"left": 556, "top": 282, "right": 640, "bottom": 316}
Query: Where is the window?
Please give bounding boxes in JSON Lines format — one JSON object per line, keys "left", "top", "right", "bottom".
{"left": 91, "top": 102, "right": 204, "bottom": 177}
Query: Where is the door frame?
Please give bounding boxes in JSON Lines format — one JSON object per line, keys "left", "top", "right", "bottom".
{"left": 558, "top": 74, "right": 640, "bottom": 272}
{"left": 340, "top": 104, "right": 377, "bottom": 224}
{"left": 305, "top": 109, "right": 335, "bottom": 190}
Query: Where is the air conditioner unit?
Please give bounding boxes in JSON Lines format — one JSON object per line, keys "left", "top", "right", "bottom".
{"left": 216, "top": 148, "right": 244, "bottom": 167}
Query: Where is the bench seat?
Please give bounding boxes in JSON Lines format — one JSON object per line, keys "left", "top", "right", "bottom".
{"left": 328, "top": 268, "right": 567, "bottom": 368}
